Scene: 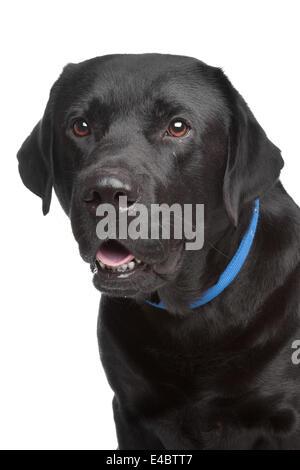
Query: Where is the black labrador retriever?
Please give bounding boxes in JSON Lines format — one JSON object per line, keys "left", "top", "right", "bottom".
{"left": 17, "top": 54, "right": 300, "bottom": 450}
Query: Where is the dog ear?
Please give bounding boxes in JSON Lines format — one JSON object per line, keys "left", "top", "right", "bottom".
{"left": 223, "top": 90, "right": 284, "bottom": 226}
{"left": 17, "top": 63, "right": 78, "bottom": 215}
{"left": 17, "top": 103, "right": 54, "bottom": 215}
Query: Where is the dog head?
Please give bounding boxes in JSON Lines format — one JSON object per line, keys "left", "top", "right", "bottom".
{"left": 17, "top": 54, "right": 283, "bottom": 302}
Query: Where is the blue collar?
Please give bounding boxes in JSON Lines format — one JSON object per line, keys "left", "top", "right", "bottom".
{"left": 146, "top": 199, "right": 259, "bottom": 310}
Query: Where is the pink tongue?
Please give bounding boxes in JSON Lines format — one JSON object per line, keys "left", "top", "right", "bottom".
{"left": 96, "top": 240, "right": 135, "bottom": 267}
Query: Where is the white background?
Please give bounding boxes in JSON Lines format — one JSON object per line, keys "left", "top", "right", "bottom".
{"left": 0, "top": 0, "right": 299, "bottom": 450}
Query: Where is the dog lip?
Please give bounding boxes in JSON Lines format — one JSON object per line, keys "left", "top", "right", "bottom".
{"left": 152, "top": 242, "right": 183, "bottom": 274}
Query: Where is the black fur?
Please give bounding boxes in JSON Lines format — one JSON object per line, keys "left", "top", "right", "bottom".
{"left": 17, "top": 54, "right": 300, "bottom": 449}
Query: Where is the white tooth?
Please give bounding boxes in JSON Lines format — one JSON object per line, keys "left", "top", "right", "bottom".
{"left": 91, "top": 264, "right": 98, "bottom": 274}
{"left": 128, "top": 261, "right": 135, "bottom": 270}
{"left": 117, "top": 264, "right": 127, "bottom": 272}
{"left": 135, "top": 259, "right": 141, "bottom": 264}
{"left": 99, "top": 261, "right": 105, "bottom": 269}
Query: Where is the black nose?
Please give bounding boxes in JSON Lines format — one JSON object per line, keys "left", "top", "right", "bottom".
{"left": 82, "top": 171, "right": 138, "bottom": 214}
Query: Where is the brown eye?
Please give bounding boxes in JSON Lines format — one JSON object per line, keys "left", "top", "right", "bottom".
{"left": 73, "top": 118, "right": 90, "bottom": 137}
{"left": 168, "top": 118, "right": 189, "bottom": 137}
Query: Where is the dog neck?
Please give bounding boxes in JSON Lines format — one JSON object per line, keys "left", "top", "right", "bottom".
{"left": 147, "top": 200, "right": 259, "bottom": 313}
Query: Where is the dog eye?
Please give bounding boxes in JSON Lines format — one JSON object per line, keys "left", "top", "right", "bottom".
{"left": 168, "top": 119, "right": 189, "bottom": 137}
{"left": 73, "top": 119, "right": 90, "bottom": 137}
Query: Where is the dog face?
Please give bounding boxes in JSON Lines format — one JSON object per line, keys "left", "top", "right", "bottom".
{"left": 17, "top": 54, "right": 283, "bottom": 302}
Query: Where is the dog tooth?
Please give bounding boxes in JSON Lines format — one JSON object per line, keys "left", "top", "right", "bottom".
{"left": 128, "top": 261, "right": 135, "bottom": 270}
{"left": 135, "top": 259, "right": 141, "bottom": 264}
{"left": 99, "top": 261, "right": 105, "bottom": 269}
{"left": 91, "top": 263, "right": 98, "bottom": 274}
{"left": 117, "top": 264, "right": 127, "bottom": 272}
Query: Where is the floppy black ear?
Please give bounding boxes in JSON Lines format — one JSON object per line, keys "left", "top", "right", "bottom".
{"left": 223, "top": 90, "right": 284, "bottom": 226}
{"left": 17, "top": 102, "right": 53, "bottom": 215}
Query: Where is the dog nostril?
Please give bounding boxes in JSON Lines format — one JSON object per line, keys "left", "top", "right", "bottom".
{"left": 113, "top": 190, "right": 126, "bottom": 201}
{"left": 127, "top": 199, "right": 136, "bottom": 207}
{"left": 83, "top": 190, "right": 101, "bottom": 205}
{"left": 113, "top": 191, "right": 136, "bottom": 207}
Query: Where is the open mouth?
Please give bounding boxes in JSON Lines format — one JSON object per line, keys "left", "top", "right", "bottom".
{"left": 93, "top": 239, "right": 149, "bottom": 278}
{"left": 91, "top": 238, "right": 183, "bottom": 297}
